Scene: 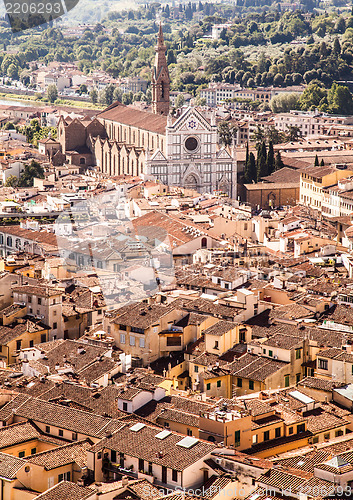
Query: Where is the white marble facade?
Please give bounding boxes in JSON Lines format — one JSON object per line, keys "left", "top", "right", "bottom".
{"left": 146, "top": 107, "right": 237, "bottom": 198}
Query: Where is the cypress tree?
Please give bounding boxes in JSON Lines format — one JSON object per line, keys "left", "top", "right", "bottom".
{"left": 320, "top": 158, "right": 325, "bottom": 166}
{"left": 267, "top": 141, "right": 275, "bottom": 175}
{"left": 256, "top": 141, "right": 268, "bottom": 181}
{"left": 274, "top": 151, "right": 284, "bottom": 171}
{"left": 248, "top": 152, "right": 257, "bottom": 182}
{"left": 314, "top": 154, "right": 319, "bottom": 166}
{"left": 244, "top": 142, "right": 250, "bottom": 182}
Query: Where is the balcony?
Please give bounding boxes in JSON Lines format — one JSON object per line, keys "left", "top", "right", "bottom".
{"left": 103, "top": 462, "right": 138, "bottom": 480}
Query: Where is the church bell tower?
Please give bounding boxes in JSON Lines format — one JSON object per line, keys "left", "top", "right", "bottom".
{"left": 151, "top": 23, "right": 170, "bottom": 116}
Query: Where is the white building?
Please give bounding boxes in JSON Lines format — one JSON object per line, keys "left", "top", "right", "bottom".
{"left": 146, "top": 107, "right": 237, "bottom": 198}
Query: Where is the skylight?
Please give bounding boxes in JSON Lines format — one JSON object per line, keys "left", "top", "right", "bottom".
{"left": 288, "top": 390, "right": 314, "bottom": 405}
{"left": 129, "top": 423, "right": 145, "bottom": 432}
{"left": 176, "top": 436, "right": 199, "bottom": 448}
{"left": 155, "top": 430, "right": 171, "bottom": 440}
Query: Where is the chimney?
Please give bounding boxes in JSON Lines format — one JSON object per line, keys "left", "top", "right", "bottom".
{"left": 122, "top": 477, "right": 129, "bottom": 487}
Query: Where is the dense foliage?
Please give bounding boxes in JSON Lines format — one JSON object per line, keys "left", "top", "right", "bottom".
{"left": 5, "top": 160, "right": 44, "bottom": 187}
{"left": 0, "top": 2, "right": 352, "bottom": 111}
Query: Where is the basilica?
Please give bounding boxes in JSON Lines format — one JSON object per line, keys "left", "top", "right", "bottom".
{"left": 54, "top": 25, "right": 236, "bottom": 198}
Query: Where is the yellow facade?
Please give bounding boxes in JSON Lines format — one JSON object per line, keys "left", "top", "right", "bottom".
{"left": 204, "top": 325, "right": 251, "bottom": 355}
{"left": 1, "top": 327, "right": 48, "bottom": 365}
{"left": 300, "top": 168, "right": 353, "bottom": 210}
{"left": 1, "top": 439, "right": 57, "bottom": 458}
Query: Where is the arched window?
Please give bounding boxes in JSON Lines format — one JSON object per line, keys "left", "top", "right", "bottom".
{"left": 6, "top": 236, "right": 12, "bottom": 247}
{"left": 201, "top": 237, "right": 207, "bottom": 249}
{"left": 0, "top": 235, "right": 3, "bottom": 245}
{"left": 80, "top": 157, "right": 86, "bottom": 165}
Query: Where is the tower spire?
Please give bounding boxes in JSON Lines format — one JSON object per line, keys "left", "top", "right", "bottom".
{"left": 158, "top": 21, "right": 164, "bottom": 46}
{"left": 151, "top": 23, "right": 170, "bottom": 116}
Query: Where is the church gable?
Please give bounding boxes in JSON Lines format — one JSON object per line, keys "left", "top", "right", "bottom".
{"left": 111, "top": 142, "right": 120, "bottom": 155}
{"left": 170, "top": 107, "right": 212, "bottom": 133}
{"left": 102, "top": 140, "right": 112, "bottom": 153}
{"left": 151, "top": 149, "right": 167, "bottom": 161}
{"left": 86, "top": 118, "right": 107, "bottom": 138}
{"left": 217, "top": 148, "right": 233, "bottom": 159}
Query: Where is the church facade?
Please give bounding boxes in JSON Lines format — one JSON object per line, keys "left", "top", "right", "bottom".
{"left": 146, "top": 107, "right": 237, "bottom": 198}
{"left": 54, "top": 25, "right": 237, "bottom": 197}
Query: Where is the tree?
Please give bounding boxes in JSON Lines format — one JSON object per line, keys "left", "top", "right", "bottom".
{"left": 286, "top": 125, "right": 302, "bottom": 141}
{"left": 252, "top": 125, "right": 265, "bottom": 146}
{"left": 256, "top": 141, "right": 267, "bottom": 181}
{"left": 113, "top": 87, "right": 123, "bottom": 102}
{"left": 17, "top": 160, "right": 44, "bottom": 187}
{"left": 104, "top": 84, "right": 115, "bottom": 106}
{"left": 79, "top": 84, "right": 88, "bottom": 95}
{"left": 274, "top": 151, "right": 284, "bottom": 171}
{"left": 122, "top": 93, "right": 132, "bottom": 105}
{"left": 335, "top": 17, "right": 346, "bottom": 33}
{"left": 244, "top": 152, "right": 257, "bottom": 183}
{"left": 175, "top": 94, "right": 185, "bottom": 109}
{"left": 270, "top": 93, "right": 299, "bottom": 113}
{"left": 218, "top": 121, "right": 233, "bottom": 147}
{"left": 47, "top": 84, "right": 58, "bottom": 103}
{"left": 333, "top": 37, "right": 341, "bottom": 55}
{"left": 90, "top": 88, "right": 98, "bottom": 104}
{"left": 314, "top": 154, "right": 319, "bottom": 166}
{"left": 267, "top": 126, "right": 285, "bottom": 145}
{"left": 5, "top": 175, "right": 18, "bottom": 187}
{"left": 7, "top": 63, "right": 18, "bottom": 80}
{"left": 299, "top": 83, "right": 327, "bottom": 111}
{"left": 3, "top": 122, "right": 14, "bottom": 130}
{"left": 327, "top": 83, "right": 353, "bottom": 115}
{"left": 267, "top": 141, "right": 275, "bottom": 175}
{"left": 273, "top": 73, "right": 284, "bottom": 87}
{"left": 320, "top": 159, "right": 325, "bottom": 166}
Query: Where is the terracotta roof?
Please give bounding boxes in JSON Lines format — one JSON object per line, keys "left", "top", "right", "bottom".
{"left": 0, "top": 226, "right": 58, "bottom": 249}
{"left": 27, "top": 440, "right": 91, "bottom": 470}
{"left": 89, "top": 422, "right": 217, "bottom": 471}
{"left": 0, "top": 317, "right": 48, "bottom": 344}
{"left": 305, "top": 406, "right": 350, "bottom": 434}
{"left": 0, "top": 394, "right": 124, "bottom": 438}
{"left": 33, "top": 481, "right": 94, "bottom": 500}
{"left": 135, "top": 394, "right": 213, "bottom": 422}
{"left": 254, "top": 334, "right": 303, "bottom": 350}
{"left": 125, "top": 479, "right": 162, "bottom": 499}
{"left": 317, "top": 347, "right": 353, "bottom": 363}
{"left": 34, "top": 339, "right": 112, "bottom": 375}
{"left": 98, "top": 102, "right": 168, "bottom": 135}
{"left": 40, "top": 382, "right": 123, "bottom": 417}
{"left": 0, "top": 421, "right": 41, "bottom": 449}
{"left": 228, "top": 353, "right": 288, "bottom": 382}
{"left": 202, "top": 320, "right": 237, "bottom": 337}
{"left": 112, "top": 300, "right": 181, "bottom": 330}
{"left": 0, "top": 451, "right": 25, "bottom": 479}
{"left": 269, "top": 303, "right": 315, "bottom": 321}
{"left": 132, "top": 210, "right": 208, "bottom": 248}
{"left": 12, "top": 285, "right": 63, "bottom": 297}
{"left": 298, "top": 376, "right": 345, "bottom": 392}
